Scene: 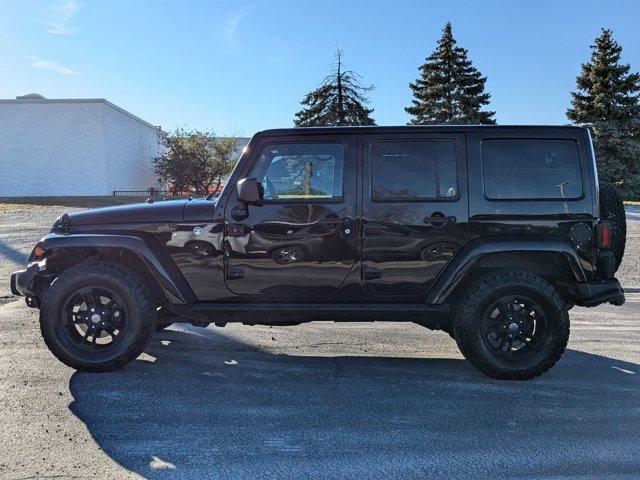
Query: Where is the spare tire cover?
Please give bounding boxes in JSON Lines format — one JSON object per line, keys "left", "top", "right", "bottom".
{"left": 599, "top": 182, "right": 627, "bottom": 271}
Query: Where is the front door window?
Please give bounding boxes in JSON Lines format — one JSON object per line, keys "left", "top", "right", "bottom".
{"left": 252, "top": 143, "right": 344, "bottom": 201}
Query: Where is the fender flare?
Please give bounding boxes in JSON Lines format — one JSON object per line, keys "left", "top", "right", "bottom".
{"left": 38, "top": 233, "right": 194, "bottom": 304}
{"left": 427, "top": 238, "right": 587, "bottom": 304}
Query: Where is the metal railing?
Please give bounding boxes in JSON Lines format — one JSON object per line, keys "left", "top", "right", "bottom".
{"left": 113, "top": 186, "right": 224, "bottom": 197}
{"left": 112, "top": 190, "right": 191, "bottom": 197}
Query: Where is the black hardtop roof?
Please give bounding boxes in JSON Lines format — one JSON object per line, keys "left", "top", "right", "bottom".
{"left": 255, "top": 125, "right": 587, "bottom": 137}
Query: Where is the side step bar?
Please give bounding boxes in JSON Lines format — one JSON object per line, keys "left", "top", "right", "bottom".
{"left": 168, "top": 302, "right": 450, "bottom": 327}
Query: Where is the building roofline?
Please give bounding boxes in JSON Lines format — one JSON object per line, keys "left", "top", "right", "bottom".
{"left": 0, "top": 97, "right": 160, "bottom": 130}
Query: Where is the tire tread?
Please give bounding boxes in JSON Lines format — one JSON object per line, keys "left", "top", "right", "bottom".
{"left": 453, "top": 271, "right": 569, "bottom": 380}
{"left": 39, "top": 262, "right": 156, "bottom": 372}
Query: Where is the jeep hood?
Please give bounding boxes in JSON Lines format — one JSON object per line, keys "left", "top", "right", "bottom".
{"left": 66, "top": 198, "right": 216, "bottom": 226}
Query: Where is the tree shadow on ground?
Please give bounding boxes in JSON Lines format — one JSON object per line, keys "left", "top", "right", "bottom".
{"left": 69, "top": 326, "right": 640, "bottom": 480}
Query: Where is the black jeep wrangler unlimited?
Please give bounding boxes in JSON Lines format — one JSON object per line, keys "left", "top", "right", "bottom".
{"left": 12, "top": 126, "right": 627, "bottom": 380}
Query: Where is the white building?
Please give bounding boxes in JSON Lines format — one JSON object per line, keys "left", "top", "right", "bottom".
{"left": 0, "top": 94, "right": 163, "bottom": 196}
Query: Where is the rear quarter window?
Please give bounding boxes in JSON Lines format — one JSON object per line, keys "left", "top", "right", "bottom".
{"left": 482, "top": 139, "right": 583, "bottom": 200}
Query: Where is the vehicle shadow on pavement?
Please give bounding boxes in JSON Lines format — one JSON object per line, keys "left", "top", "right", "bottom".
{"left": 68, "top": 326, "right": 640, "bottom": 479}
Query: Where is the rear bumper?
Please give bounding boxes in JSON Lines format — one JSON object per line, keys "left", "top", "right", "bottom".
{"left": 10, "top": 263, "right": 40, "bottom": 297}
{"left": 574, "top": 278, "right": 625, "bottom": 307}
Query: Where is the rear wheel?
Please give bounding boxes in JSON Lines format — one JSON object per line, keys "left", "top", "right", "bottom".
{"left": 453, "top": 272, "right": 569, "bottom": 380}
{"left": 39, "top": 263, "right": 156, "bottom": 372}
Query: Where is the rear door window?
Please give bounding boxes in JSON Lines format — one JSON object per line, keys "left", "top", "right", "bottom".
{"left": 482, "top": 139, "right": 583, "bottom": 200}
{"left": 371, "top": 140, "right": 458, "bottom": 201}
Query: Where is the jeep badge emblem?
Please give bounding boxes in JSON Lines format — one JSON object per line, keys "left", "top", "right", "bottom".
{"left": 193, "top": 226, "right": 203, "bottom": 236}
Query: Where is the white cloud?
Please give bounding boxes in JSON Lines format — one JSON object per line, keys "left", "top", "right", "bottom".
{"left": 27, "top": 56, "right": 78, "bottom": 75}
{"left": 218, "top": 3, "right": 258, "bottom": 53}
{"left": 45, "top": 0, "right": 83, "bottom": 35}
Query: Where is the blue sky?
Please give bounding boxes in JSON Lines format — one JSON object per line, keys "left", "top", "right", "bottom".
{"left": 1, "top": 0, "right": 639, "bottom": 136}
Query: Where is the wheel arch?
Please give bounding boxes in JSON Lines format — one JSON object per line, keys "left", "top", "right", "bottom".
{"left": 38, "top": 234, "right": 195, "bottom": 305}
{"left": 428, "top": 238, "right": 587, "bottom": 305}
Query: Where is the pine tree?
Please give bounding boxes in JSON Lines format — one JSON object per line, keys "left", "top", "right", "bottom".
{"left": 406, "top": 22, "right": 495, "bottom": 125}
{"left": 567, "top": 28, "right": 640, "bottom": 197}
{"left": 294, "top": 49, "right": 375, "bottom": 127}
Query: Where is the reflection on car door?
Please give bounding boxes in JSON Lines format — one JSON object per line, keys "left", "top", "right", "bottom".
{"left": 223, "top": 135, "right": 358, "bottom": 296}
{"left": 361, "top": 133, "right": 469, "bottom": 297}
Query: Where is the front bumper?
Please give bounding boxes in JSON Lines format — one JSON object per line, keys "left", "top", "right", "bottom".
{"left": 10, "top": 263, "right": 40, "bottom": 297}
{"left": 574, "top": 278, "right": 625, "bottom": 307}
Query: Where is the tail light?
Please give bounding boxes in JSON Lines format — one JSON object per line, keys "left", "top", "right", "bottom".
{"left": 599, "top": 222, "right": 611, "bottom": 249}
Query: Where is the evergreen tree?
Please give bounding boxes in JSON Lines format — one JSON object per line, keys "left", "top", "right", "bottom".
{"left": 294, "top": 49, "right": 375, "bottom": 126}
{"left": 406, "top": 22, "right": 495, "bottom": 125}
{"left": 567, "top": 28, "right": 640, "bottom": 197}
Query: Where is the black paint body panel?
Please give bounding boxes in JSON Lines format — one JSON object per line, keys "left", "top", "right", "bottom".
{"left": 22, "top": 125, "right": 620, "bottom": 313}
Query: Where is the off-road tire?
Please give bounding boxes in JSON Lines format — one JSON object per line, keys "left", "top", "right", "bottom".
{"left": 39, "top": 262, "right": 156, "bottom": 372}
{"left": 599, "top": 181, "right": 626, "bottom": 271}
{"left": 453, "top": 271, "right": 569, "bottom": 380}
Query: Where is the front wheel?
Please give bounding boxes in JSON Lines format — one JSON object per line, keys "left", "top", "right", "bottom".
{"left": 39, "top": 262, "right": 157, "bottom": 372}
{"left": 453, "top": 272, "right": 569, "bottom": 380}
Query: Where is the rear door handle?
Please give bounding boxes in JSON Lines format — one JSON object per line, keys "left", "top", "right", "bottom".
{"left": 423, "top": 215, "right": 457, "bottom": 225}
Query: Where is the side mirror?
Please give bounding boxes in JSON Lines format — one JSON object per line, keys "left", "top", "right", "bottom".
{"left": 236, "top": 177, "right": 263, "bottom": 205}
{"left": 232, "top": 177, "right": 263, "bottom": 221}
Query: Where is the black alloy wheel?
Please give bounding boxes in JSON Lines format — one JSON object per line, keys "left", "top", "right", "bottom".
{"left": 480, "top": 295, "right": 547, "bottom": 362}
{"left": 39, "top": 262, "right": 156, "bottom": 372}
{"left": 62, "top": 286, "right": 129, "bottom": 351}
{"left": 453, "top": 271, "right": 569, "bottom": 380}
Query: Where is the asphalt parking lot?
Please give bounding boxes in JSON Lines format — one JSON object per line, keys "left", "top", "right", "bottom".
{"left": 1, "top": 296, "right": 639, "bottom": 479}
{"left": 0, "top": 206, "right": 638, "bottom": 479}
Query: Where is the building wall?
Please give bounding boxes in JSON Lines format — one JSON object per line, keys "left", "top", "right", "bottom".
{"left": 103, "top": 103, "right": 162, "bottom": 193}
{"left": 0, "top": 99, "right": 162, "bottom": 196}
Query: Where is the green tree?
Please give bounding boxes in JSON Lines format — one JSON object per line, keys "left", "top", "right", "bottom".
{"left": 294, "top": 49, "right": 375, "bottom": 126}
{"left": 406, "top": 22, "right": 495, "bottom": 125}
{"left": 153, "top": 128, "right": 238, "bottom": 194}
{"left": 567, "top": 28, "right": 640, "bottom": 198}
